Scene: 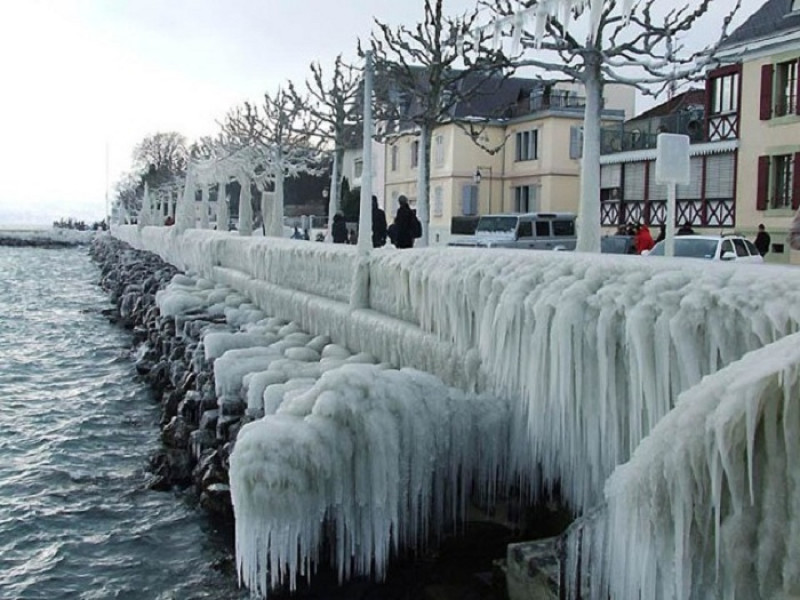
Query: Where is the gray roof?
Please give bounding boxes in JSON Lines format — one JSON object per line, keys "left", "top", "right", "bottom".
{"left": 720, "top": 0, "right": 800, "bottom": 48}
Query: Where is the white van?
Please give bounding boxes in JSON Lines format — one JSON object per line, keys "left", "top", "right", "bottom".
{"left": 448, "top": 212, "right": 577, "bottom": 251}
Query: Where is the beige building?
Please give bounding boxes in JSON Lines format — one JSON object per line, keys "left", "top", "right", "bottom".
{"left": 716, "top": 0, "right": 800, "bottom": 264}
{"left": 384, "top": 79, "right": 634, "bottom": 245}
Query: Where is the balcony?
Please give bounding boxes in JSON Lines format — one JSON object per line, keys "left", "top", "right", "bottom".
{"left": 600, "top": 112, "right": 708, "bottom": 154}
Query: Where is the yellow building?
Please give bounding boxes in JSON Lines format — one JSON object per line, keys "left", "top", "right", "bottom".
{"left": 716, "top": 0, "right": 800, "bottom": 264}
{"left": 383, "top": 79, "right": 634, "bottom": 246}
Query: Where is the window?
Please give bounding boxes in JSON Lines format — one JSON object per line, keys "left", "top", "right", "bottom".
{"left": 773, "top": 154, "right": 794, "bottom": 209}
{"left": 776, "top": 60, "right": 798, "bottom": 116}
{"left": 515, "top": 129, "right": 538, "bottom": 161}
{"left": 720, "top": 239, "right": 734, "bottom": 256}
{"left": 569, "top": 126, "right": 583, "bottom": 159}
{"left": 434, "top": 134, "right": 445, "bottom": 167}
{"left": 461, "top": 184, "right": 478, "bottom": 216}
{"left": 411, "top": 140, "right": 420, "bottom": 169}
{"left": 552, "top": 220, "right": 576, "bottom": 236}
{"left": 518, "top": 221, "right": 533, "bottom": 237}
{"left": 433, "top": 186, "right": 444, "bottom": 217}
{"left": 391, "top": 146, "right": 398, "bottom": 171}
{"left": 513, "top": 185, "right": 539, "bottom": 212}
{"left": 353, "top": 158, "right": 363, "bottom": 179}
{"left": 733, "top": 238, "right": 749, "bottom": 257}
{"left": 535, "top": 221, "right": 550, "bottom": 237}
{"left": 711, "top": 71, "right": 739, "bottom": 114}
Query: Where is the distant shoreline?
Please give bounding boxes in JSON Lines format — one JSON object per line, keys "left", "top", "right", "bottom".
{"left": 0, "top": 229, "right": 98, "bottom": 248}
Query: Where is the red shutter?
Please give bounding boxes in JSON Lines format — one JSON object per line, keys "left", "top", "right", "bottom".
{"left": 757, "top": 155, "right": 770, "bottom": 210}
{"left": 760, "top": 64, "right": 774, "bottom": 121}
{"left": 793, "top": 153, "right": 800, "bottom": 209}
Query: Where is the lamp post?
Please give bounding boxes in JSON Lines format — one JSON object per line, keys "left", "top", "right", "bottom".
{"left": 474, "top": 166, "right": 493, "bottom": 214}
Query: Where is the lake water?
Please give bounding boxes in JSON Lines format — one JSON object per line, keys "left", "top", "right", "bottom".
{"left": 0, "top": 245, "right": 245, "bottom": 600}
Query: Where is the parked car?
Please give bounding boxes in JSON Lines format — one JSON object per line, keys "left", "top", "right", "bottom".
{"left": 448, "top": 212, "right": 577, "bottom": 251}
{"left": 643, "top": 235, "right": 764, "bottom": 263}
{"left": 601, "top": 234, "right": 637, "bottom": 254}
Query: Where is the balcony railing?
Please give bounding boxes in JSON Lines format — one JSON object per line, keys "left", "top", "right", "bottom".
{"left": 600, "top": 112, "right": 708, "bottom": 154}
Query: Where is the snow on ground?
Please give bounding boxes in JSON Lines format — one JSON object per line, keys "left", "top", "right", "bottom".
{"left": 133, "top": 225, "right": 800, "bottom": 598}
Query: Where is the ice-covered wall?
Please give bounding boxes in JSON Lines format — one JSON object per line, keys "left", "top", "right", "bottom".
{"left": 565, "top": 331, "right": 800, "bottom": 600}
{"left": 115, "top": 225, "right": 800, "bottom": 512}
{"left": 116, "top": 225, "right": 800, "bottom": 597}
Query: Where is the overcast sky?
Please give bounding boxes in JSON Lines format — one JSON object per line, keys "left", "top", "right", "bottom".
{"left": 0, "top": 0, "right": 762, "bottom": 228}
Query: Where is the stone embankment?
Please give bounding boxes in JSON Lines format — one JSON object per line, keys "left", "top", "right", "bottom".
{"left": 90, "top": 234, "right": 571, "bottom": 599}
{"left": 90, "top": 235, "right": 235, "bottom": 519}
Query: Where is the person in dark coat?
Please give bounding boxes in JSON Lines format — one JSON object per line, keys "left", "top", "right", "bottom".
{"left": 372, "top": 196, "right": 387, "bottom": 248}
{"left": 331, "top": 212, "right": 347, "bottom": 244}
{"left": 392, "top": 195, "right": 416, "bottom": 249}
{"left": 753, "top": 224, "right": 770, "bottom": 256}
{"left": 655, "top": 224, "right": 666, "bottom": 244}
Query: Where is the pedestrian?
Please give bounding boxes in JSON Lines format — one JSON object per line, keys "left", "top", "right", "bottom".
{"left": 348, "top": 229, "right": 358, "bottom": 245}
{"left": 753, "top": 224, "right": 771, "bottom": 256}
{"left": 655, "top": 224, "right": 666, "bottom": 244}
{"left": 332, "top": 212, "right": 347, "bottom": 244}
{"left": 164, "top": 215, "right": 174, "bottom": 226}
{"left": 634, "top": 223, "right": 654, "bottom": 254}
{"left": 392, "top": 195, "right": 417, "bottom": 249}
{"left": 372, "top": 195, "right": 387, "bottom": 248}
{"left": 677, "top": 222, "right": 695, "bottom": 235}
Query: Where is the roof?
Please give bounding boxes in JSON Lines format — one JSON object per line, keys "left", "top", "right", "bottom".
{"left": 720, "top": 0, "right": 800, "bottom": 49}
{"left": 629, "top": 89, "right": 705, "bottom": 122}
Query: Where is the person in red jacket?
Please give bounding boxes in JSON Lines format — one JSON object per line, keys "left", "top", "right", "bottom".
{"left": 634, "top": 224, "right": 654, "bottom": 254}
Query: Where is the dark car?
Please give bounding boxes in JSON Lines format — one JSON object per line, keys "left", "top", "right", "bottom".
{"left": 601, "top": 235, "right": 637, "bottom": 254}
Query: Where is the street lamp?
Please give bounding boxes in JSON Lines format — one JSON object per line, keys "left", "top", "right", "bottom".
{"left": 474, "top": 166, "right": 493, "bottom": 214}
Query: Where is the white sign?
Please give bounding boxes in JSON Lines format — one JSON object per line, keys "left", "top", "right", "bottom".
{"left": 655, "top": 134, "right": 690, "bottom": 185}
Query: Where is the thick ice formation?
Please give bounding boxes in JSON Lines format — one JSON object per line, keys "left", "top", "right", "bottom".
{"left": 117, "top": 227, "right": 800, "bottom": 597}
{"left": 565, "top": 331, "right": 800, "bottom": 600}
{"left": 230, "top": 364, "right": 511, "bottom": 597}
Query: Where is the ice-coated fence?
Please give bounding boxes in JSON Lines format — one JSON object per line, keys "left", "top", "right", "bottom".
{"left": 114, "top": 225, "right": 800, "bottom": 598}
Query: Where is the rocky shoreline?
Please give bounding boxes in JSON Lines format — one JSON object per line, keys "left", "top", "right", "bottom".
{"left": 90, "top": 236, "right": 236, "bottom": 519}
{"left": 89, "top": 235, "right": 570, "bottom": 599}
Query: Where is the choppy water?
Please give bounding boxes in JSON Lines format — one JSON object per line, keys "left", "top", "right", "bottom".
{"left": 0, "top": 245, "right": 244, "bottom": 600}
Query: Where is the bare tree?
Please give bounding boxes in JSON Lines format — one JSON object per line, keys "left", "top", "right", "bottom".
{"left": 222, "top": 89, "right": 325, "bottom": 237}
{"left": 291, "top": 55, "right": 362, "bottom": 230}
{"left": 488, "top": 0, "right": 741, "bottom": 252}
{"left": 368, "top": 0, "right": 511, "bottom": 246}
{"left": 132, "top": 131, "right": 188, "bottom": 187}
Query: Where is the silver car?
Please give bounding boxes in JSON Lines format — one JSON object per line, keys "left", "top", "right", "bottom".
{"left": 449, "top": 212, "right": 577, "bottom": 251}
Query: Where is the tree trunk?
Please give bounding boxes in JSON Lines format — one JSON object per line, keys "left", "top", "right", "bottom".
{"left": 327, "top": 148, "right": 343, "bottom": 240}
{"left": 216, "top": 182, "right": 229, "bottom": 232}
{"left": 268, "top": 164, "right": 285, "bottom": 238}
{"left": 577, "top": 58, "right": 603, "bottom": 253}
{"left": 200, "top": 185, "right": 210, "bottom": 229}
{"left": 239, "top": 177, "right": 253, "bottom": 236}
{"left": 416, "top": 122, "right": 431, "bottom": 247}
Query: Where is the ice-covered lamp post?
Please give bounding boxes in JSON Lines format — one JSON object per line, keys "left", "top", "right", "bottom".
{"left": 655, "top": 133, "right": 690, "bottom": 257}
{"left": 350, "top": 50, "right": 375, "bottom": 309}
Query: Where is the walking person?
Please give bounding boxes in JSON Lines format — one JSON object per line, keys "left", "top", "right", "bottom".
{"left": 372, "top": 196, "right": 387, "bottom": 248}
{"left": 754, "top": 224, "right": 771, "bottom": 257}
{"left": 392, "top": 195, "right": 417, "bottom": 249}
{"left": 331, "top": 212, "right": 347, "bottom": 244}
